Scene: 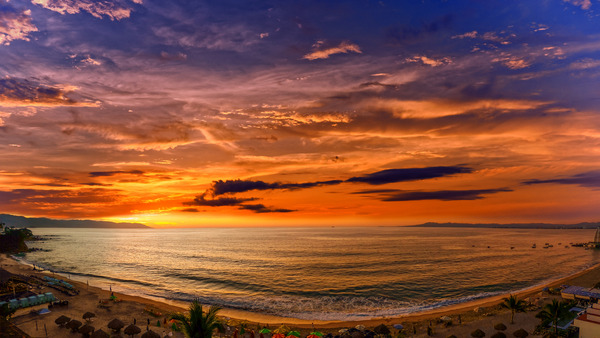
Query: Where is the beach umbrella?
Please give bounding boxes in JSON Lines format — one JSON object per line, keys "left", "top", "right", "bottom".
{"left": 108, "top": 318, "right": 125, "bottom": 332}
{"left": 351, "top": 332, "right": 364, "bottom": 338}
{"left": 440, "top": 316, "right": 452, "bottom": 322}
{"left": 355, "top": 325, "right": 365, "bottom": 331}
{"left": 338, "top": 329, "right": 348, "bottom": 334}
{"left": 373, "top": 324, "right": 390, "bottom": 335}
{"left": 141, "top": 330, "right": 161, "bottom": 338}
{"left": 66, "top": 319, "right": 83, "bottom": 332}
{"left": 272, "top": 333, "right": 285, "bottom": 338}
{"left": 125, "top": 324, "right": 142, "bottom": 337}
{"left": 287, "top": 331, "right": 301, "bottom": 337}
{"left": 494, "top": 323, "right": 507, "bottom": 331}
{"left": 90, "top": 329, "right": 110, "bottom": 338}
{"left": 79, "top": 324, "right": 95, "bottom": 336}
{"left": 55, "top": 315, "right": 71, "bottom": 326}
{"left": 83, "top": 312, "right": 96, "bottom": 321}
{"left": 512, "top": 329, "right": 528, "bottom": 338}
{"left": 392, "top": 324, "right": 403, "bottom": 330}
{"left": 471, "top": 329, "right": 486, "bottom": 338}
{"left": 491, "top": 333, "right": 507, "bottom": 338}
{"left": 260, "top": 328, "right": 272, "bottom": 334}
{"left": 310, "top": 331, "right": 324, "bottom": 337}
{"left": 307, "top": 335, "right": 321, "bottom": 338}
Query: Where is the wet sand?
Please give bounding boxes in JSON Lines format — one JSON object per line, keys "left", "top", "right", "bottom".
{"left": 3, "top": 253, "right": 600, "bottom": 337}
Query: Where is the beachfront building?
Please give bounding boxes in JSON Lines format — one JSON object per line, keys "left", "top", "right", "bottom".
{"left": 573, "top": 302, "right": 600, "bottom": 337}
{"left": 561, "top": 285, "right": 600, "bottom": 302}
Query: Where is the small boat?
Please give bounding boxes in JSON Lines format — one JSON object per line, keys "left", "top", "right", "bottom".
{"left": 510, "top": 246, "right": 515, "bottom": 249}
{"left": 532, "top": 244, "right": 537, "bottom": 248}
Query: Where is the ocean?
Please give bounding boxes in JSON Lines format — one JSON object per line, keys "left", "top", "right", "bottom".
{"left": 17, "top": 227, "right": 600, "bottom": 321}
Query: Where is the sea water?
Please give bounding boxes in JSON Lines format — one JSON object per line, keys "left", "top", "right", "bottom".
{"left": 19, "top": 227, "right": 600, "bottom": 321}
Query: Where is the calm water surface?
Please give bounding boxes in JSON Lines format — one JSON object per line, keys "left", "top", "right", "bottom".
{"left": 20, "top": 227, "right": 600, "bottom": 320}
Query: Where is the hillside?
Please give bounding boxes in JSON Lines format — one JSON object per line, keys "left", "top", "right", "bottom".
{"left": 0, "top": 214, "right": 149, "bottom": 229}
{"left": 411, "top": 222, "right": 600, "bottom": 229}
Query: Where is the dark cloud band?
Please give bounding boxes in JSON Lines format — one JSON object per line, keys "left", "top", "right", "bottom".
{"left": 523, "top": 170, "right": 600, "bottom": 188}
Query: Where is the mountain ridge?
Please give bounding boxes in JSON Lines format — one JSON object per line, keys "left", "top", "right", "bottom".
{"left": 0, "top": 214, "right": 149, "bottom": 229}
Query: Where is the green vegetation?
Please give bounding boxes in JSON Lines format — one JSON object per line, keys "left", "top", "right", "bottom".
{"left": 0, "top": 303, "right": 16, "bottom": 320}
{"left": 0, "top": 223, "right": 33, "bottom": 253}
{"left": 500, "top": 294, "right": 528, "bottom": 324}
{"left": 536, "top": 299, "right": 572, "bottom": 335}
{"left": 170, "top": 299, "right": 223, "bottom": 338}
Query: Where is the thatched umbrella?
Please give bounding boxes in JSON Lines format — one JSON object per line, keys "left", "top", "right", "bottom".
{"left": 83, "top": 312, "right": 96, "bottom": 321}
{"left": 494, "top": 323, "right": 507, "bottom": 331}
{"left": 79, "top": 324, "right": 95, "bottom": 336}
{"left": 491, "top": 333, "right": 507, "bottom": 338}
{"left": 373, "top": 324, "right": 390, "bottom": 335}
{"left": 124, "top": 324, "right": 142, "bottom": 337}
{"left": 471, "top": 329, "right": 486, "bottom": 338}
{"left": 108, "top": 318, "right": 125, "bottom": 332}
{"left": 55, "top": 315, "right": 71, "bottom": 326}
{"left": 141, "top": 330, "right": 161, "bottom": 338}
{"left": 350, "top": 332, "right": 364, "bottom": 338}
{"left": 513, "top": 329, "right": 529, "bottom": 338}
{"left": 66, "top": 319, "right": 83, "bottom": 332}
{"left": 90, "top": 329, "right": 111, "bottom": 338}
{"left": 447, "top": 335, "right": 458, "bottom": 338}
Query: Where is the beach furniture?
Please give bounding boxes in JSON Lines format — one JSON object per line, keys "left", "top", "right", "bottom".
{"left": 37, "top": 294, "right": 46, "bottom": 303}
{"left": 28, "top": 295, "right": 39, "bottom": 305}
{"left": 9, "top": 299, "right": 19, "bottom": 309}
{"left": 19, "top": 297, "right": 29, "bottom": 308}
{"left": 0, "top": 301, "right": 7, "bottom": 309}
{"left": 45, "top": 292, "right": 56, "bottom": 302}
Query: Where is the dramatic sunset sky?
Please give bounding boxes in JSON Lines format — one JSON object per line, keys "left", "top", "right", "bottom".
{"left": 1, "top": 0, "right": 599, "bottom": 227}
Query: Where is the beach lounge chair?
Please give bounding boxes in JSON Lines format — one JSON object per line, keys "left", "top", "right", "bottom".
{"left": 9, "top": 299, "right": 19, "bottom": 310}
{"left": 28, "top": 295, "right": 39, "bottom": 305}
{"left": 37, "top": 294, "right": 46, "bottom": 303}
{"left": 0, "top": 301, "right": 7, "bottom": 309}
{"left": 45, "top": 292, "right": 56, "bottom": 302}
{"left": 19, "top": 298, "right": 29, "bottom": 308}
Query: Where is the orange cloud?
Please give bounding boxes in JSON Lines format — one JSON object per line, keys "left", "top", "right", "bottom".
{"left": 0, "top": 9, "right": 38, "bottom": 45}
{"left": 303, "top": 41, "right": 362, "bottom": 60}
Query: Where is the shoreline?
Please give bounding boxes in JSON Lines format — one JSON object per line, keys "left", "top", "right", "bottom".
{"left": 5, "top": 254, "right": 600, "bottom": 328}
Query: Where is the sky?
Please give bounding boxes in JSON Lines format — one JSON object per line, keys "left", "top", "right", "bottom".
{"left": 0, "top": 0, "right": 599, "bottom": 227}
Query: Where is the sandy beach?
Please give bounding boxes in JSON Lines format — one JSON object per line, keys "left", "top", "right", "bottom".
{"left": 3, "top": 253, "right": 599, "bottom": 337}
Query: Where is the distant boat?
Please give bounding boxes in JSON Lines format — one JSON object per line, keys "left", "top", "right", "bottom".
{"left": 532, "top": 244, "right": 536, "bottom": 248}
{"left": 510, "top": 246, "right": 515, "bottom": 249}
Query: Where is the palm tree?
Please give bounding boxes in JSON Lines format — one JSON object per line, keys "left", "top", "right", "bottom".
{"left": 170, "top": 299, "right": 223, "bottom": 338}
{"left": 535, "top": 299, "right": 570, "bottom": 335}
{"left": 500, "top": 294, "right": 527, "bottom": 324}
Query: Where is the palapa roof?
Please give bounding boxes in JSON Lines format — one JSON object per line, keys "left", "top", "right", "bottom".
{"left": 83, "top": 311, "right": 96, "bottom": 320}
{"left": 373, "top": 324, "right": 390, "bottom": 335}
{"left": 471, "top": 329, "right": 486, "bottom": 338}
{"left": 108, "top": 318, "right": 125, "bottom": 330}
{"left": 141, "top": 330, "right": 161, "bottom": 338}
{"left": 513, "top": 329, "right": 529, "bottom": 338}
{"left": 90, "top": 329, "right": 111, "bottom": 338}
{"left": 491, "top": 332, "right": 507, "bottom": 338}
{"left": 66, "top": 319, "right": 83, "bottom": 330}
{"left": 124, "top": 324, "right": 142, "bottom": 336}
{"left": 54, "top": 315, "right": 71, "bottom": 325}
{"left": 79, "top": 324, "right": 95, "bottom": 335}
